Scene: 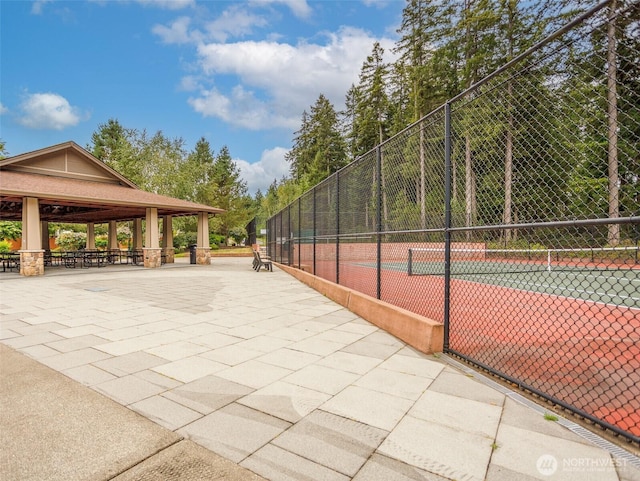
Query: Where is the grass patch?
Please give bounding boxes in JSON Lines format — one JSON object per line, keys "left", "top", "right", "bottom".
{"left": 211, "top": 246, "right": 253, "bottom": 256}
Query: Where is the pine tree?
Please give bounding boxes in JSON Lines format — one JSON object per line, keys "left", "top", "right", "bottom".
{"left": 354, "top": 42, "right": 390, "bottom": 155}
{"left": 455, "top": 0, "right": 501, "bottom": 234}
{"left": 394, "top": 0, "right": 458, "bottom": 229}
{"left": 208, "top": 146, "right": 251, "bottom": 243}
{"left": 287, "top": 95, "right": 347, "bottom": 188}
{"left": 287, "top": 111, "right": 313, "bottom": 182}
{"left": 341, "top": 84, "right": 360, "bottom": 160}
{"left": 615, "top": 0, "right": 640, "bottom": 236}
{"left": 183, "top": 137, "right": 216, "bottom": 203}
{"left": 89, "top": 118, "right": 140, "bottom": 185}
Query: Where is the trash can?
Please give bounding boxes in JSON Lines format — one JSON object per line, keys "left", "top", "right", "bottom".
{"left": 189, "top": 244, "right": 197, "bottom": 264}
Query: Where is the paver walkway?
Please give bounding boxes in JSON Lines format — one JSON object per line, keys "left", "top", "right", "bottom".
{"left": 1, "top": 257, "right": 638, "bottom": 480}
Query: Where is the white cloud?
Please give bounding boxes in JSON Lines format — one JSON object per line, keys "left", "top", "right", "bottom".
{"left": 188, "top": 85, "right": 297, "bottom": 130}
{"left": 135, "top": 0, "right": 195, "bottom": 10}
{"left": 17, "top": 93, "right": 84, "bottom": 130}
{"left": 178, "top": 75, "right": 201, "bottom": 92}
{"left": 189, "top": 27, "right": 395, "bottom": 130}
{"left": 249, "top": 0, "right": 312, "bottom": 19}
{"left": 236, "top": 146, "right": 291, "bottom": 195}
{"left": 189, "top": 88, "right": 231, "bottom": 121}
{"left": 204, "top": 5, "right": 268, "bottom": 42}
{"left": 31, "top": 0, "right": 52, "bottom": 15}
{"left": 0, "top": 103, "right": 8, "bottom": 115}
{"left": 361, "top": 0, "right": 391, "bottom": 8}
{"left": 152, "top": 16, "right": 197, "bottom": 44}
{"left": 153, "top": 5, "right": 268, "bottom": 45}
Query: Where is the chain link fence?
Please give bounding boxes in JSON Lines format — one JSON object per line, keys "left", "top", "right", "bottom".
{"left": 267, "top": 1, "right": 640, "bottom": 443}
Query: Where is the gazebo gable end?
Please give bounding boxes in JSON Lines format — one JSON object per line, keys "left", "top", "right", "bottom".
{"left": 0, "top": 141, "right": 138, "bottom": 188}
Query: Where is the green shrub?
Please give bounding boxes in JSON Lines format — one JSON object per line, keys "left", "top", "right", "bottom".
{"left": 174, "top": 231, "right": 197, "bottom": 249}
{"left": 0, "top": 240, "right": 12, "bottom": 253}
{"left": 56, "top": 231, "right": 86, "bottom": 251}
{"left": 0, "top": 222, "right": 21, "bottom": 241}
{"left": 209, "top": 234, "right": 225, "bottom": 246}
{"left": 229, "top": 227, "right": 246, "bottom": 245}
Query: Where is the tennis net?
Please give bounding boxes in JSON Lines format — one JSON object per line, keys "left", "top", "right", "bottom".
{"left": 407, "top": 246, "right": 639, "bottom": 276}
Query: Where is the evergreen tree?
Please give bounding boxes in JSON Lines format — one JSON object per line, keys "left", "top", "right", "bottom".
{"left": 495, "top": 0, "right": 555, "bottom": 241}
{"left": 262, "top": 180, "right": 281, "bottom": 219}
{"left": 341, "top": 84, "right": 360, "bottom": 160}
{"left": 251, "top": 189, "right": 266, "bottom": 233}
{"left": 394, "top": 1, "right": 457, "bottom": 229}
{"left": 287, "top": 94, "right": 347, "bottom": 188}
{"left": 182, "top": 137, "right": 216, "bottom": 203}
{"left": 460, "top": 0, "right": 499, "bottom": 232}
{"left": 207, "top": 146, "right": 252, "bottom": 243}
{"left": 615, "top": 0, "right": 640, "bottom": 232}
{"left": 89, "top": 118, "right": 140, "bottom": 185}
{"left": 395, "top": 0, "right": 457, "bottom": 123}
{"left": 354, "top": 42, "right": 390, "bottom": 156}
{"left": 308, "top": 94, "right": 348, "bottom": 185}
{"left": 561, "top": 0, "right": 639, "bottom": 244}
{"left": 386, "top": 62, "right": 413, "bottom": 136}
{"left": 287, "top": 111, "right": 313, "bottom": 182}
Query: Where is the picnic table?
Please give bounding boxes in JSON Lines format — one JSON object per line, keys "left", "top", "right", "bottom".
{"left": 0, "top": 252, "right": 20, "bottom": 272}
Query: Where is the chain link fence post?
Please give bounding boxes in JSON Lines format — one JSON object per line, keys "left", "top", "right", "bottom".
{"left": 444, "top": 101, "right": 452, "bottom": 351}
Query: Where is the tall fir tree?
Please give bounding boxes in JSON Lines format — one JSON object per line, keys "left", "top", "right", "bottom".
{"left": 182, "top": 137, "right": 216, "bottom": 203}
{"left": 355, "top": 42, "right": 390, "bottom": 153}
{"left": 287, "top": 94, "right": 347, "bottom": 188}
{"left": 208, "top": 146, "right": 251, "bottom": 243}
{"left": 89, "top": 118, "right": 140, "bottom": 186}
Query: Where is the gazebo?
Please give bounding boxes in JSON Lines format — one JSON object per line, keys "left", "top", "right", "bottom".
{"left": 0, "top": 141, "right": 224, "bottom": 276}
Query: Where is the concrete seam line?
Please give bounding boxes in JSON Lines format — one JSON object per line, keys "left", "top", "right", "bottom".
{"left": 107, "top": 437, "right": 184, "bottom": 480}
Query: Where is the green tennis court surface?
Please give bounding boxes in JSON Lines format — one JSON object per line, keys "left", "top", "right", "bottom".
{"left": 357, "top": 246, "right": 640, "bottom": 308}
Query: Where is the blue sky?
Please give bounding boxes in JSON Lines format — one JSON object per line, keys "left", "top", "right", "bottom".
{"left": 1, "top": 0, "right": 402, "bottom": 195}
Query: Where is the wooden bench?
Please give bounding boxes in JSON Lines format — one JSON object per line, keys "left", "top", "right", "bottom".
{"left": 253, "top": 249, "right": 272, "bottom": 272}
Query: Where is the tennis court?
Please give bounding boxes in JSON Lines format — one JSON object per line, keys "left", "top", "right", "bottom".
{"left": 400, "top": 246, "right": 640, "bottom": 308}
{"left": 338, "top": 245, "right": 640, "bottom": 437}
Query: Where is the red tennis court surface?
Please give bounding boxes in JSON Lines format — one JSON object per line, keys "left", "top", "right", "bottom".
{"left": 330, "top": 260, "right": 640, "bottom": 439}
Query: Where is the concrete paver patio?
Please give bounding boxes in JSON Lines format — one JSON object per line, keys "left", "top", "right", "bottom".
{"left": 1, "top": 257, "right": 639, "bottom": 480}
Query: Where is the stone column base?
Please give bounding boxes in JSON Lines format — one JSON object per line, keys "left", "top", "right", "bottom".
{"left": 19, "top": 250, "right": 45, "bottom": 276}
{"left": 195, "top": 247, "right": 211, "bottom": 265}
{"left": 143, "top": 248, "right": 162, "bottom": 268}
{"left": 163, "top": 247, "right": 175, "bottom": 264}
